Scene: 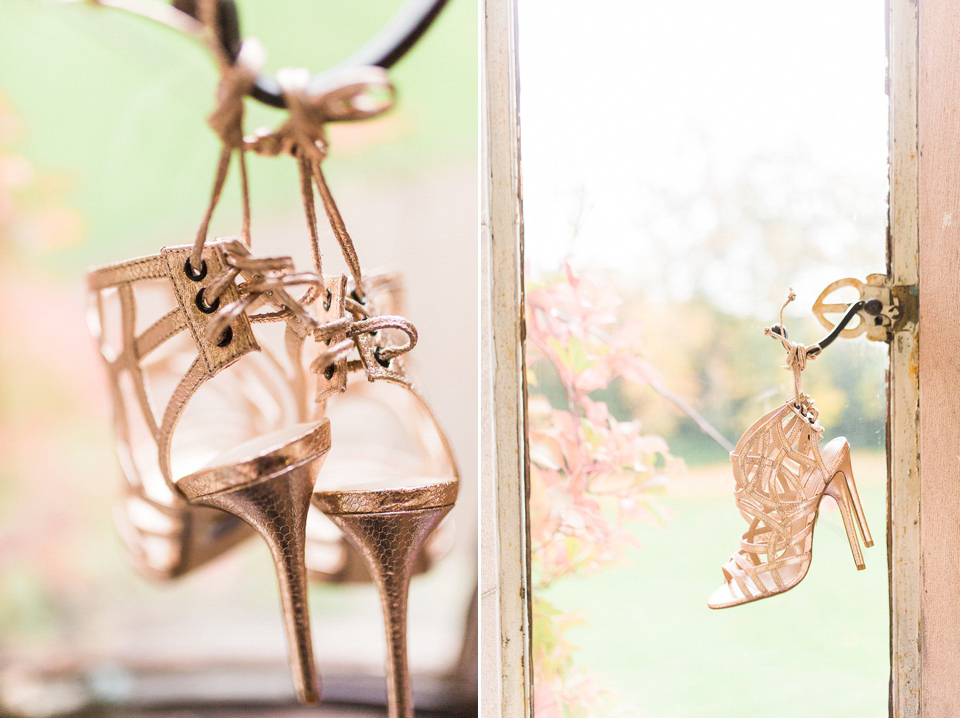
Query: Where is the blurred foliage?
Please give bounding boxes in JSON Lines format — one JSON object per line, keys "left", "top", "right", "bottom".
{"left": 619, "top": 294, "right": 885, "bottom": 465}
{"left": 0, "top": 94, "right": 82, "bottom": 263}
{"left": 527, "top": 265, "right": 680, "bottom": 718}
{"left": 531, "top": 285, "right": 886, "bottom": 468}
{"left": 0, "top": 93, "right": 112, "bottom": 646}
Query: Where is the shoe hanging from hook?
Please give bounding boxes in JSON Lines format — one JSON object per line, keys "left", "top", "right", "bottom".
{"left": 79, "top": 0, "right": 448, "bottom": 108}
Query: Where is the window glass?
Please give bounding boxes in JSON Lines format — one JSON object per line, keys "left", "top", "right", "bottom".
{"left": 520, "top": 2, "right": 888, "bottom": 716}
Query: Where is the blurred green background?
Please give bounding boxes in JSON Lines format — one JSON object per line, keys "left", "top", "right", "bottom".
{"left": 0, "top": 0, "right": 476, "bottom": 270}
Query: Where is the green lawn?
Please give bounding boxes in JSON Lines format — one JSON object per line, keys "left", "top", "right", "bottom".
{"left": 542, "top": 451, "right": 889, "bottom": 718}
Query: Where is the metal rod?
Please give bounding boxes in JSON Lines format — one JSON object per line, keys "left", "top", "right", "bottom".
{"left": 769, "top": 300, "right": 866, "bottom": 354}
{"left": 811, "top": 300, "right": 865, "bottom": 351}
{"left": 179, "top": 0, "right": 449, "bottom": 109}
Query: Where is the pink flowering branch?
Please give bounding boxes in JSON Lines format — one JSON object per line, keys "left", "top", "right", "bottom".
{"left": 528, "top": 263, "right": 678, "bottom": 717}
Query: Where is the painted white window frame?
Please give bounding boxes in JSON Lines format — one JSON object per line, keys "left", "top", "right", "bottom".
{"left": 480, "top": 1, "right": 532, "bottom": 717}
{"left": 886, "top": 0, "right": 919, "bottom": 714}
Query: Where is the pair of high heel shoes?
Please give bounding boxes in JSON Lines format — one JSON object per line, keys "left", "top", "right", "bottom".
{"left": 708, "top": 298, "right": 873, "bottom": 609}
{"left": 86, "top": 64, "right": 457, "bottom": 711}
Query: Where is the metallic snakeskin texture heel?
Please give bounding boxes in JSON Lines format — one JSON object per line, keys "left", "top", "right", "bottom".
{"left": 313, "top": 480, "right": 458, "bottom": 718}
{"left": 88, "top": 237, "right": 333, "bottom": 703}
{"left": 179, "top": 426, "right": 328, "bottom": 703}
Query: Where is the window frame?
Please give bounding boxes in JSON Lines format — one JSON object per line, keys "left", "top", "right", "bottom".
{"left": 480, "top": 1, "right": 532, "bottom": 717}
{"left": 887, "top": 0, "right": 920, "bottom": 714}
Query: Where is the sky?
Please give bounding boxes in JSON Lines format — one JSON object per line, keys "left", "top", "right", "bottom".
{"left": 519, "top": 0, "right": 888, "bottom": 318}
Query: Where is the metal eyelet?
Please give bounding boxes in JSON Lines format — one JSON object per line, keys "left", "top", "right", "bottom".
{"left": 184, "top": 259, "right": 207, "bottom": 282}
{"left": 323, "top": 289, "right": 332, "bottom": 312}
{"left": 216, "top": 326, "right": 233, "bottom": 347}
{"left": 323, "top": 364, "right": 336, "bottom": 380}
{"left": 374, "top": 346, "right": 390, "bottom": 368}
{"left": 195, "top": 288, "right": 220, "bottom": 314}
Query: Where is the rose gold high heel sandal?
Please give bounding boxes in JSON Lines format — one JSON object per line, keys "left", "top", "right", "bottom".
{"left": 237, "top": 70, "right": 459, "bottom": 587}
{"left": 89, "top": 237, "right": 329, "bottom": 702}
{"left": 88, "top": 59, "right": 336, "bottom": 698}
{"left": 255, "top": 74, "right": 460, "bottom": 716}
{"left": 707, "top": 293, "right": 874, "bottom": 609}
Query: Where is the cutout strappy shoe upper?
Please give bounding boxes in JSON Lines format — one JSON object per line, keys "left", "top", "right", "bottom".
{"left": 88, "top": 233, "right": 336, "bottom": 701}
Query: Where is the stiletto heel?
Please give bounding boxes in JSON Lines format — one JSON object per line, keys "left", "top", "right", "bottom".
{"left": 824, "top": 451, "right": 874, "bottom": 571}
{"left": 312, "top": 480, "right": 458, "bottom": 718}
{"left": 179, "top": 422, "right": 330, "bottom": 704}
{"left": 839, "top": 450, "right": 874, "bottom": 550}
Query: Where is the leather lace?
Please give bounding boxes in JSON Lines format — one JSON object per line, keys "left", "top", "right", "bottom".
{"left": 191, "top": 6, "right": 416, "bottom": 381}
{"left": 244, "top": 65, "right": 395, "bottom": 302}
{"left": 203, "top": 239, "right": 324, "bottom": 344}
{"left": 310, "top": 296, "right": 419, "bottom": 374}
{"left": 764, "top": 289, "right": 820, "bottom": 413}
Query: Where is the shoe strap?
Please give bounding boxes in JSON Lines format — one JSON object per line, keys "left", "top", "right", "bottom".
{"left": 189, "top": 37, "right": 264, "bottom": 273}
{"left": 200, "top": 55, "right": 420, "bottom": 391}
{"left": 764, "top": 290, "right": 823, "bottom": 417}
{"left": 307, "top": 271, "right": 459, "bottom": 482}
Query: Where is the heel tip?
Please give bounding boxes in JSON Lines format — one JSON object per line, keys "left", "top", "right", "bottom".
{"left": 298, "top": 689, "right": 320, "bottom": 705}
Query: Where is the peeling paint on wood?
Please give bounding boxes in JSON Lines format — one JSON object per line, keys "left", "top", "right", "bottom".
{"left": 888, "top": 0, "right": 921, "bottom": 715}
{"left": 481, "top": 0, "right": 533, "bottom": 716}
